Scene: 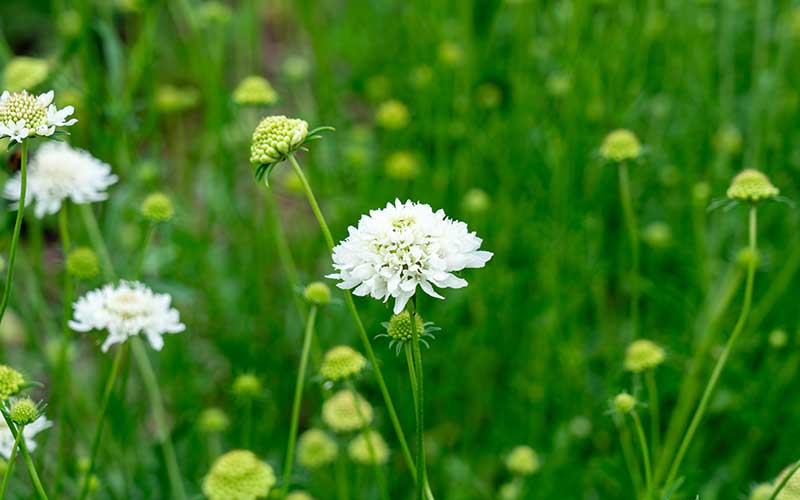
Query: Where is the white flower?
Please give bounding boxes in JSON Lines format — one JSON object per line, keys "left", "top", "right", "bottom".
{"left": 327, "top": 199, "right": 493, "bottom": 313}
{"left": 0, "top": 415, "right": 52, "bottom": 460}
{"left": 3, "top": 142, "right": 118, "bottom": 218}
{"left": 69, "top": 281, "right": 186, "bottom": 352}
{"left": 0, "top": 90, "right": 77, "bottom": 143}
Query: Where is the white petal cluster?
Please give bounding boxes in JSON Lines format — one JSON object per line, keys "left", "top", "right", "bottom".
{"left": 0, "top": 90, "right": 77, "bottom": 142}
{"left": 69, "top": 281, "right": 186, "bottom": 352}
{"left": 327, "top": 199, "right": 493, "bottom": 313}
{"left": 3, "top": 142, "right": 118, "bottom": 218}
{"left": 0, "top": 415, "right": 52, "bottom": 459}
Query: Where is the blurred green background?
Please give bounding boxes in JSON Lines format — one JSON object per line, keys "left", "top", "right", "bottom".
{"left": 2, "top": 0, "right": 800, "bottom": 498}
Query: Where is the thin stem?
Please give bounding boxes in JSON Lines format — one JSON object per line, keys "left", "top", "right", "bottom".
{"left": 130, "top": 337, "right": 187, "bottom": 500}
{"left": 631, "top": 412, "right": 653, "bottom": 499}
{"left": 615, "top": 417, "right": 643, "bottom": 498}
{"left": 335, "top": 453, "right": 349, "bottom": 500}
{"left": 645, "top": 370, "right": 660, "bottom": 461}
{"left": 662, "top": 206, "right": 758, "bottom": 492}
{"left": 279, "top": 305, "right": 318, "bottom": 498}
{"left": 79, "top": 344, "right": 127, "bottom": 500}
{"left": 79, "top": 204, "right": 115, "bottom": 282}
{"left": 55, "top": 204, "right": 74, "bottom": 495}
{"left": 409, "top": 298, "right": 427, "bottom": 500}
{"left": 0, "top": 426, "right": 23, "bottom": 498}
{"left": 1, "top": 413, "right": 48, "bottom": 500}
{"left": 769, "top": 459, "right": 800, "bottom": 500}
{"left": 135, "top": 224, "right": 156, "bottom": 279}
{"left": 618, "top": 161, "right": 640, "bottom": 339}
{"left": 0, "top": 140, "right": 29, "bottom": 325}
{"left": 287, "top": 154, "right": 334, "bottom": 249}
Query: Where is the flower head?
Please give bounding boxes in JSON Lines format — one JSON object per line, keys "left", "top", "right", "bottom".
{"left": 505, "top": 445, "right": 540, "bottom": 476}
{"left": 66, "top": 247, "right": 100, "bottom": 280}
{"left": 624, "top": 339, "right": 666, "bottom": 372}
{"left": 0, "top": 366, "right": 24, "bottom": 400}
{"left": 250, "top": 115, "right": 308, "bottom": 165}
{"left": 10, "top": 398, "right": 39, "bottom": 426}
{"left": 322, "top": 390, "right": 373, "bottom": 433}
{"left": 303, "top": 281, "right": 331, "bottom": 306}
{"left": 0, "top": 415, "right": 51, "bottom": 459}
{"left": 348, "top": 430, "right": 390, "bottom": 465}
{"left": 727, "top": 169, "right": 779, "bottom": 202}
{"left": 375, "top": 100, "right": 409, "bottom": 129}
{"left": 386, "top": 311, "right": 424, "bottom": 342}
{"left": 3, "top": 142, "right": 117, "bottom": 218}
{"left": 385, "top": 151, "right": 420, "bottom": 180}
{"left": 141, "top": 192, "right": 175, "bottom": 222}
{"left": 232, "top": 374, "right": 262, "bottom": 400}
{"left": 320, "top": 346, "right": 366, "bottom": 381}
{"left": 613, "top": 392, "right": 637, "bottom": 414}
{"left": 328, "top": 199, "right": 493, "bottom": 314}
{"left": 600, "top": 129, "right": 641, "bottom": 162}
{"left": 3, "top": 57, "right": 49, "bottom": 92}
{"left": 69, "top": 281, "right": 185, "bottom": 352}
{"left": 198, "top": 407, "right": 230, "bottom": 433}
{"left": 462, "top": 188, "right": 491, "bottom": 215}
{"left": 0, "top": 90, "right": 76, "bottom": 142}
{"left": 297, "top": 429, "right": 338, "bottom": 468}
{"left": 233, "top": 76, "right": 278, "bottom": 107}
{"left": 202, "top": 450, "right": 275, "bottom": 500}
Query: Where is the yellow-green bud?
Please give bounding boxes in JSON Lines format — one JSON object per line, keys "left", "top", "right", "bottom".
{"left": 498, "top": 481, "right": 522, "bottom": 500}
{"left": 387, "top": 311, "right": 424, "bottom": 343}
{"left": 727, "top": 169, "right": 779, "bottom": 202}
{"left": 58, "top": 10, "right": 82, "bottom": 38}
{"left": 250, "top": 115, "right": 309, "bottom": 165}
{"left": 365, "top": 75, "right": 391, "bottom": 102}
{"left": 198, "top": 407, "right": 230, "bottom": 433}
{"left": 322, "top": 390, "right": 373, "bottom": 433}
{"left": 769, "top": 329, "right": 789, "bottom": 349}
{"left": 0, "top": 365, "right": 24, "bottom": 400}
{"left": 642, "top": 222, "right": 672, "bottom": 249}
{"left": 66, "top": 247, "right": 100, "bottom": 280}
{"left": 10, "top": 398, "right": 38, "bottom": 425}
{"left": 297, "top": 429, "right": 338, "bottom": 468}
{"left": 197, "top": 1, "right": 233, "bottom": 26}
{"left": 3, "top": 57, "right": 49, "bottom": 93}
{"left": 385, "top": 151, "right": 420, "bottom": 180}
{"left": 232, "top": 374, "right": 262, "bottom": 400}
{"left": 505, "top": 445, "right": 540, "bottom": 476}
{"left": 737, "top": 247, "right": 760, "bottom": 268}
{"left": 154, "top": 85, "right": 199, "bottom": 113}
{"left": 375, "top": 100, "right": 409, "bottom": 130}
{"left": 282, "top": 55, "right": 310, "bottom": 81}
{"left": 614, "top": 392, "right": 636, "bottom": 414}
{"left": 410, "top": 65, "right": 433, "bottom": 88}
{"left": 233, "top": 76, "right": 278, "bottom": 107}
{"left": 348, "top": 430, "right": 390, "bottom": 465}
{"left": 713, "top": 124, "right": 742, "bottom": 155}
{"left": 286, "top": 491, "right": 314, "bottom": 500}
{"left": 141, "top": 192, "right": 174, "bottom": 222}
{"left": 320, "top": 346, "right": 366, "bottom": 381}
{"left": 600, "top": 129, "right": 642, "bottom": 162}
{"left": 624, "top": 339, "right": 666, "bottom": 372}
{"left": 438, "top": 41, "right": 464, "bottom": 66}
{"left": 462, "top": 188, "right": 490, "bottom": 215}
{"left": 693, "top": 182, "right": 711, "bottom": 205}
{"left": 303, "top": 282, "right": 331, "bottom": 306}
{"left": 202, "top": 450, "right": 275, "bottom": 500}
{"left": 546, "top": 72, "right": 572, "bottom": 97}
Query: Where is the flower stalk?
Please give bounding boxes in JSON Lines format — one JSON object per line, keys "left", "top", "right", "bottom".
{"left": 0, "top": 140, "right": 28, "bottom": 327}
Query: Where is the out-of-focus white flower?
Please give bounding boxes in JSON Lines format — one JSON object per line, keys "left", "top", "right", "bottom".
{"left": 327, "top": 199, "right": 493, "bottom": 314}
{"left": 69, "top": 281, "right": 185, "bottom": 352}
{"left": 0, "top": 414, "right": 52, "bottom": 459}
{"left": 0, "top": 90, "right": 76, "bottom": 142}
{"left": 3, "top": 142, "right": 117, "bottom": 218}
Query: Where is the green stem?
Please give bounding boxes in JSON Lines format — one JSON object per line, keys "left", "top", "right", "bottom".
{"left": 0, "top": 140, "right": 29, "bottom": 326}
{"left": 335, "top": 453, "right": 349, "bottom": 500}
{"left": 409, "top": 298, "right": 427, "bottom": 500}
{"left": 631, "top": 412, "right": 653, "bottom": 499}
{"left": 78, "top": 344, "right": 127, "bottom": 500}
{"left": 130, "top": 337, "right": 187, "bottom": 500}
{"left": 0, "top": 426, "right": 23, "bottom": 499}
{"left": 55, "top": 204, "right": 74, "bottom": 495}
{"left": 662, "top": 206, "right": 758, "bottom": 492}
{"left": 616, "top": 416, "right": 643, "bottom": 498}
{"left": 135, "top": 224, "right": 156, "bottom": 279}
{"left": 618, "top": 161, "right": 640, "bottom": 339}
{"left": 769, "top": 459, "right": 800, "bottom": 500}
{"left": 79, "top": 204, "right": 115, "bottom": 282}
{"left": 645, "top": 370, "right": 660, "bottom": 462}
{"left": 279, "top": 305, "right": 318, "bottom": 498}
{"left": 1, "top": 413, "right": 48, "bottom": 500}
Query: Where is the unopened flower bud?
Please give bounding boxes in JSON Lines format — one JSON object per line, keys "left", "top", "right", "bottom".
{"left": 387, "top": 311, "right": 424, "bottom": 343}
{"left": 600, "top": 129, "right": 642, "bottom": 162}
{"left": 232, "top": 374, "right": 262, "bottom": 400}
{"left": 727, "top": 169, "right": 779, "bottom": 202}
{"left": 624, "top": 339, "right": 666, "bottom": 372}
{"left": 505, "top": 445, "right": 540, "bottom": 476}
{"left": 233, "top": 76, "right": 278, "bottom": 107}
{"left": 0, "top": 365, "right": 24, "bottom": 400}
{"left": 614, "top": 392, "right": 636, "bottom": 414}
{"left": 320, "top": 346, "right": 366, "bottom": 381}
{"left": 303, "top": 282, "right": 331, "bottom": 306}
{"left": 10, "top": 398, "right": 38, "bottom": 425}
{"left": 250, "top": 115, "right": 309, "bottom": 166}
{"left": 141, "top": 192, "right": 174, "bottom": 222}
{"left": 66, "top": 247, "right": 100, "bottom": 280}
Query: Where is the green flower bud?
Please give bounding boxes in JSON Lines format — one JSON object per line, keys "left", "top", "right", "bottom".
{"left": 141, "top": 192, "right": 174, "bottom": 222}
{"left": 387, "top": 311, "right": 424, "bottom": 343}
{"left": 233, "top": 76, "right": 278, "bottom": 107}
{"left": 10, "top": 398, "right": 38, "bottom": 425}
{"left": 498, "top": 481, "right": 522, "bottom": 500}
{"left": 232, "top": 374, "right": 262, "bottom": 400}
{"left": 66, "top": 247, "right": 100, "bottom": 280}
{"left": 614, "top": 392, "right": 636, "bottom": 415}
{"left": 282, "top": 55, "right": 310, "bottom": 82}
{"left": 727, "top": 169, "right": 779, "bottom": 202}
{"left": 438, "top": 41, "right": 464, "bottom": 66}
{"left": 320, "top": 346, "right": 366, "bottom": 382}
{"left": 365, "top": 75, "right": 391, "bottom": 102}
{"left": 198, "top": 407, "right": 230, "bottom": 433}
{"left": 375, "top": 100, "right": 409, "bottom": 130}
{"left": 322, "top": 390, "right": 373, "bottom": 433}
{"left": 713, "top": 124, "right": 742, "bottom": 155}
{"left": 202, "top": 450, "right": 275, "bottom": 500}
{"left": 505, "top": 445, "right": 540, "bottom": 476}
{"left": 286, "top": 491, "right": 314, "bottom": 500}
{"left": 348, "top": 430, "right": 390, "bottom": 465}
{"left": 462, "top": 188, "right": 490, "bottom": 215}
{"left": 410, "top": 65, "right": 433, "bottom": 89}
{"left": 197, "top": 1, "right": 233, "bottom": 26}
{"left": 385, "top": 151, "right": 420, "bottom": 180}
{"left": 737, "top": 247, "right": 760, "bottom": 268}
{"left": 0, "top": 365, "right": 24, "bottom": 400}
{"left": 642, "top": 222, "right": 672, "bottom": 249}
{"left": 3, "top": 57, "right": 49, "bottom": 93}
{"left": 769, "top": 329, "right": 789, "bottom": 349}
{"left": 154, "top": 85, "right": 199, "bottom": 113}
{"left": 58, "top": 10, "right": 82, "bottom": 38}
{"left": 303, "top": 281, "right": 331, "bottom": 306}
{"left": 546, "top": 71, "right": 572, "bottom": 97}
{"left": 297, "top": 429, "right": 338, "bottom": 469}
{"left": 600, "top": 129, "right": 642, "bottom": 162}
{"left": 250, "top": 115, "right": 309, "bottom": 166}
{"left": 624, "top": 339, "right": 666, "bottom": 373}
{"left": 692, "top": 181, "right": 711, "bottom": 205}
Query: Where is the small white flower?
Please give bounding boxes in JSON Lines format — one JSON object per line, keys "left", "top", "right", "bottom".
{"left": 3, "top": 142, "right": 118, "bottom": 218}
{"left": 327, "top": 199, "right": 493, "bottom": 313}
{"left": 0, "top": 415, "right": 52, "bottom": 460}
{"left": 0, "top": 89, "right": 77, "bottom": 143}
{"left": 69, "top": 281, "right": 186, "bottom": 352}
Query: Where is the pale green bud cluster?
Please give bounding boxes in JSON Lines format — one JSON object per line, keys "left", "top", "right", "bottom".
{"left": 198, "top": 407, "right": 230, "bottom": 433}
{"left": 297, "top": 428, "right": 338, "bottom": 468}
{"left": 202, "top": 450, "right": 275, "bottom": 500}
{"left": 322, "top": 390, "right": 373, "bottom": 433}
{"left": 0, "top": 365, "right": 24, "bottom": 400}
{"left": 375, "top": 100, "right": 409, "bottom": 130}
{"left": 713, "top": 124, "right": 742, "bottom": 155}
{"left": 387, "top": 311, "right": 424, "bottom": 343}
{"left": 66, "top": 247, "right": 100, "bottom": 280}
{"left": 141, "top": 192, "right": 175, "bottom": 222}
{"left": 642, "top": 222, "right": 672, "bottom": 249}
{"left": 154, "top": 85, "right": 199, "bottom": 113}
{"left": 600, "top": 129, "right": 642, "bottom": 162}
{"left": 232, "top": 374, "right": 262, "bottom": 400}
{"left": 348, "top": 430, "right": 390, "bottom": 465}
{"left": 3, "top": 57, "right": 49, "bottom": 93}
{"left": 614, "top": 392, "right": 637, "bottom": 414}
{"left": 505, "top": 445, "right": 540, "bottom": 476}
{"left": 438, "top": 41, "right": 464, "bottom": 66}
{"left": 0, "top": 91, "right": 47, "bottom": 130}
{"left": 385, "top": 151, "right": 420, "bottom": 180}
{"left": 10, "top": 397, "right": 38, "bottom": 425}
{"left": 462, "top": 188, "right": 490, "bottom": 215}
{"left": 320, "top": 346, "right": 366, "bottom": 382}
{"left": 769, "top": 329, "right": 789, "bottom": 349}
{"left": 233, "top": 76, "right": 278, "bottom": 107}
{"left": 250, "top": 115, "right": 309, "bottom": 165}
{"left": 283, "top": 56, "right": 310, "bottom": 81}
{"left": 727, "top": 169, "right": 779, "bottom": 202}
{"left": 498, "top": 481, "right": 522, "bottom": 500}
{"left": 303, "top": 281, "right": 331, "bottom": 306}
{"left": 624, "top": 339, "right": 666, "bottom": 372}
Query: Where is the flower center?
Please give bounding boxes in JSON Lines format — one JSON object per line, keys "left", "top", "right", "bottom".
{"left": 0, "top": 92, "right": 46, "bottom": 128}
{"left": 106, "top": 291, "right": 147, "bottom": 319}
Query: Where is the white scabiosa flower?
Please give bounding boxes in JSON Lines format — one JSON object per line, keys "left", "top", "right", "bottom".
{"left": 327, "top": 199, "right": 493, "bottom": 314}
{"left": 3, "top": 142, "right": 117, "bottom": 218}
{"left": 69, "top": 281, "right": 185, "bottom": 352}
{"left": 0, "top": 415, "right": 52, "bottom": 459}
{"left": 0, "top": 90, "right": 77, "bottom": 142}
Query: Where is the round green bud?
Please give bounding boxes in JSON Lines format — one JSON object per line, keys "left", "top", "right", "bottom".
{"left": 232, "top": 374, "right": 262, "bottom": 400}
{"left": 727, "top": 169, "right": 779, "bottom": 202}
{"left": 713, "top": 124, "right": 742, "bottom": 155}
{"left": 692, "top": 181, "right": 711, "bottom": 205}
{"left": 0, "top": 365, "right": 24, "bottom": 400}
{"left": 0, "top": 91, "right": 48, "bottom": 131}
{"left": 297, "top": 428, "right": 338, "bottom": 469}
{"left": 286, "top": 491, "right": 314, "bottom": 500}
{"left": 750, "top": 483, "right": 773, "bottom": 500}
{"left": 154, "top": 85, "right": 199, "bottom": 113}
{"left": 387, "top": 311, "right": 424, "bottom": 343}
{"left": 505, "top": 445, "right": 540, "bottom": 476}
{"left": 375, "top": 100, "right": 409, "bottom": 130}
{"left": 250, "top": 115, "right": 309, "bottom": 165}
{"left": 600, "top": 129, "right": 642, "bottom": 162}
{"left": 282, "top": 55, "right": 311, "bottom": 82}
{"left": 3, "top": 57, "right": 49, "bottom": 93}
{"left": 58, "top": 10, "right": 83, "bottom": 38}
{"left": 569, "top": 416, "right": 592, "bottom": 439}
{"left": 498, "top": 481, "right": 522, "bottom": 500}
{"left": 438, "top": 41, "right": 464, "bottom": 66}
{"left": 320, "top": 346, "right": 366, "bottom": 381}
{"left": 10, "top": 398, "right": 38, "bottom": 425}
{"left": 624, "top": 339, "right": 666, "bottom": 373}
{"left": 385, "top": 151, "right": 420, "bottom": 180}
{"left": 462, "top": 188, "right": 490, "bottom": 215}
{"left": 737, "top": 247, "right": 760, "bottom": 268}
{"left": 322, "top": 390, "right": 373, "bottom": 433}
{"left": 303, "top": 282, "right": 331, "bottom": 306}
{"left": 614, "top": 392, "right": 636, "bottom": 415}
{"left": 233, "top": 76, "right": 278, "bottom": 107}
{"left": 546, "top": 72, "right": 572, "bottom": 97}
{"left": 197, "top": 1, "right": 233, "bottom": 26}
{"left": 769, "top": 329, "right": 789, "bottom": 349}
{"left": 198, "top": 407, "right": 230, "bottom": 433}
{"left": 410, "top": 65, "right": 433, "bottom": 89}
{"left": 202, "top": 450, "right": 275, "bottom": 500}
{"left": 141, "top": 192, "right": 174, "bottom": 222}
{"left": 642, "top": 222, "right": 672, "bottom": 249}
{"left": 66, "top": 247, "right": 100, "bottom": 280}
{"left": 348, "top": 430, "right": 390, "bottom": 465}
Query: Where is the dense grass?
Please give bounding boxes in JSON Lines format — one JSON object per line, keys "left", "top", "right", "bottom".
{"left": 1, "top": 0, "right": 800, "bottom": 499}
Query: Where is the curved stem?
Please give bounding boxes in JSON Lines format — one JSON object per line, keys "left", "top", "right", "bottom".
{"left": 618, "top": 162, "right": 640, "bottom": 339}
{"left": 409, "top": 298, "right": 427, "bottom": 500}
{"left": 662, "top": 206, "right": 758, "bottom": 492}
{"left": 769, "top": 459, "right": 800, "bottom": 500}
{"left": 631, "top": 412, "right": 652, "bottom": 499}
{"left": 0, "top": 140, "right": 29, "bottom": 326}
{"left": 0, "top": 426, "right": 23, "bottom": 498}
{"left": 1, "top": 413, "right": 47, "bottom": 500}
{"left": 279, "top": 305, "right": 317, "bottom": 498}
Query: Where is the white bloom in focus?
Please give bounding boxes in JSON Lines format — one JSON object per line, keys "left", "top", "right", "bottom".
{"left": 0, "top": 415, "right": 52, "bottom": 460}
{"left": 327, "top": 199, "right": 493, "bottom": 313}
{"left": 69, "top": 281, "right": 186, "bottom": 352}
{"left": 3, "top": 142, "right": 118, "bottom": 218}
{"left": 0, "top": 90, "right": 77, "bottom": 142}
